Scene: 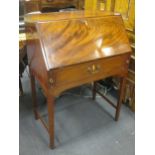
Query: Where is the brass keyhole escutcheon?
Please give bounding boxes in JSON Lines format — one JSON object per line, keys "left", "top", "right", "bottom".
{"left": 87, "top": 64, "right": 100, "bottom": 74}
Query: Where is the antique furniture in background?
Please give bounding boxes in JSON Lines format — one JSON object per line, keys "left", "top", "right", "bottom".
{"left": 25, "top": 11, "right": 131, "bottom": 148}
{"left": 123, "top": 45, "right": 135, "bottom": 111}
{"left": 23, "top": 0, "right": 84, "bottom": 14}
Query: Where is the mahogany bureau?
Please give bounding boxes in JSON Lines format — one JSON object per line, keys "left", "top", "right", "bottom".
{"left": 25, "top": 11, "right": 131, "bottom": 149}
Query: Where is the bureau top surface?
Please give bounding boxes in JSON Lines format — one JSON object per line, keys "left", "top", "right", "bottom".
{"left": 25, "top": 11, "right": 131, "bottom": 70}
{"left": 25, "top": 11, "right": 116, "bottom": 23}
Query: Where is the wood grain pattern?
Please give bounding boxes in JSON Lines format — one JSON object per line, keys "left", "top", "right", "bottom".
{"left": 48, "top": 54, "right": 130, "bottom": 96}
{"left": 25, "top": 11, "right": 131, "bottom": 70}
{"left": 25, "top": 11, "right": 131, "bottom": 148}
{"left": 26, "top": 39, "right": 49, "bottom": 94}
{"left": 89, "top": 0, "right": 135, "bottom": 42}
{"left": 95, "top": 0, "right": 135, "bottom": 112}
{"left": 24, "top": 11, "right": 115, "bottom": 23}
{"left": 38, "top": 16, "right": 130, "bottom": 69}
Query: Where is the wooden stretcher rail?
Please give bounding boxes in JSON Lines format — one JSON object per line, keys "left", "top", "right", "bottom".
{"left": 37, "top": 112, "right": 49, "bottom": 133}
{"left": 95, "top": 89, "right": 117, "bottom": 109}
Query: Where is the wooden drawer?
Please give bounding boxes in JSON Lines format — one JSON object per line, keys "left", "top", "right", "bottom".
{"left": 50, "top": 54, "right": 129, "bottom": 86}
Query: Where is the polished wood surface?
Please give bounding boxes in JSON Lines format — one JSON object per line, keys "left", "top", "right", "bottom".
{"left": 48, "top": 54, "right": 130, "bottom": 96}
{"left": 85, "top": 0, "right": 135, "bottom": 42}
{"left": 25, "top": 11, "right": 131, "bottom": 70}
{"left": 25, "top": 11, "right": 131, "bottom": 148}
{"left": 86, "top": 0, "right": 135, "bottom": 111}
{"left": 25, "top": 11, "right": 115, "bottom": 23}
{"left": 37, "top": 16, "right": 130, "bottom": 69}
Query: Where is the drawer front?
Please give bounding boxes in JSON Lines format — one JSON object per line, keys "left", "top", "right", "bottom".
{"left": 51, "top": 54, "right": 129, "bottom": 86}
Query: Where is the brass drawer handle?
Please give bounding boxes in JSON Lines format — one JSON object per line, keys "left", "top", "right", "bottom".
{"left": 87, "top": 64, "right": 100, "bottom": 74}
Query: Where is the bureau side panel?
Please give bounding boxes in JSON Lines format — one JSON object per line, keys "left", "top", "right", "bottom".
{"left": 26, "top": 24, "right": 49, "bottom": 93}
